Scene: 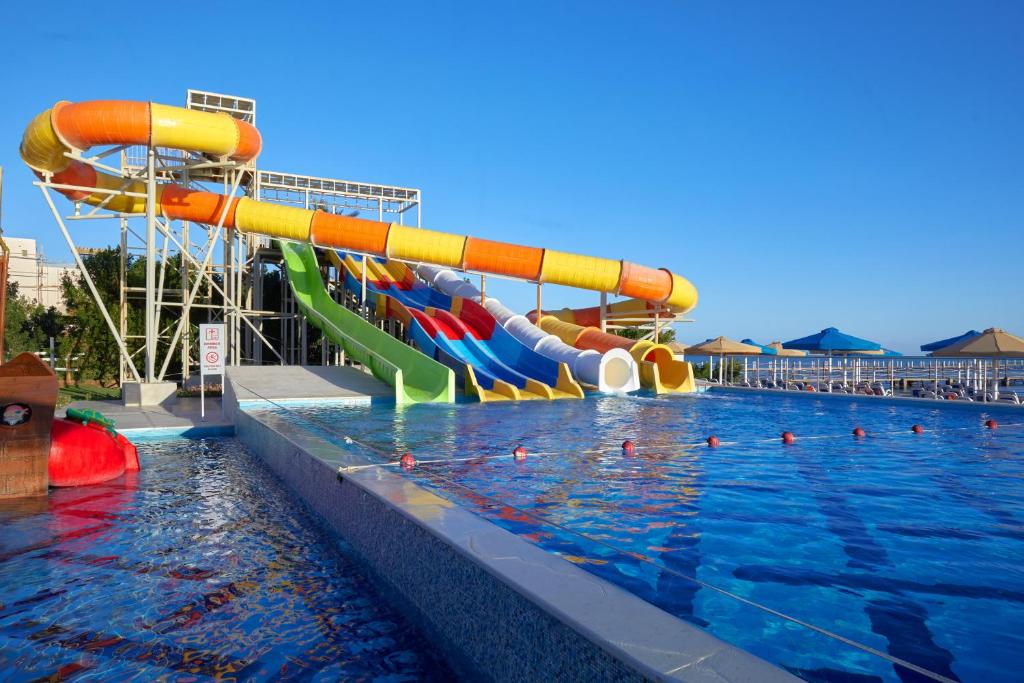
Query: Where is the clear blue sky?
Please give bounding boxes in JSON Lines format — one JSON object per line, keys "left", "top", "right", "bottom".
{"left": 1, "top": 1, "right": 1021, "bottom": 353}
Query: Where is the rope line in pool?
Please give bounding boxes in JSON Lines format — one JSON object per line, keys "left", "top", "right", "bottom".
{"left": 233, "top": 383, "right": 995, "bottom": 682}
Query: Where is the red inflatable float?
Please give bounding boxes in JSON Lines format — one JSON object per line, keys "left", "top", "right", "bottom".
{"left": 49, "top": 409, "right": 140, "bottom": 487}
{"left": 0, "top": 353, "right": 140, "bottom": 495}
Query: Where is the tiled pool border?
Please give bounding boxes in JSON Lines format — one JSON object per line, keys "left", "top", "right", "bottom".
{"left": 235, "top": 408, "right": 796, "bottom": 683}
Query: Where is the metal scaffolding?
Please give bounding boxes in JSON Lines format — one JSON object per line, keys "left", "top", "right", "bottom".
{"left": 34, "top": 89, "right": 422, "bottom": 388}
{"left": 31, "top": 88, "right": 681, "bottom": 390}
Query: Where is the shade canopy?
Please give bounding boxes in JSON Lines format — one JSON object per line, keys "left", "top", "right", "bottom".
{"left": 920, "top": 330, "right": 980, "bottom": 353}
{"left": 850, "top": 348, "right": 903, "bottom": 357}
{"left": 685, "top": 336, "right": 761, "bottom": 356}
{"left": 768, "top": 342, "right": 807, "bottom": 357}
{"left": 931, "top": 328, "right": 1024, "bottom": 357}
{"left": 741, "top": 339, "right": 777, "bottom": 355}
{"left": 783, "top": 327, "right": 882, "bottom": 354}
{"left": 666, "top": 341, "right": 687, "bottom": 356}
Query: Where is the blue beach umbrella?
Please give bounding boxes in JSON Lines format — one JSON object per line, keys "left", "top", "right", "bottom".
{"left": 783, "top": 328, "right": 883, "bottom": 391}
{"left": 921, "top": 330, "right": 979, "bottom": 354}
{"left": 741, "top": 339, "right": 779, "bottom": 385}
{"left": 783, "top": 327, "right": 882, "bottom": 353}
{"left": 741, "top": 339, "right": 777, "bottom": 355}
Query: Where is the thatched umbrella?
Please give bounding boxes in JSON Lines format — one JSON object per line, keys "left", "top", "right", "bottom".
{"left": 933, "top": 328, "right": 1024, "bottom": 400}
{"left": 684, "top": 337, "right": 761, "bottom": 384}
{"left": 765, "top": 342, "right": 806, "bottom": 385}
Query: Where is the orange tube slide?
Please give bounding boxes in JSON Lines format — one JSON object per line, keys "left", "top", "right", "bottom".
{"left": 21, "top": 99, "right": 697, "bottom": 314}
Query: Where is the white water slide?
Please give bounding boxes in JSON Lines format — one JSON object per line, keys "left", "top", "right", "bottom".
{"left": 414, "top": 264, "right": 640, "bottom": 393}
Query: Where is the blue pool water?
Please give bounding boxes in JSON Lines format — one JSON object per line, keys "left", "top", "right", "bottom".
{"left": 274, "top": 393, "right": 1024, "bottom": 683}
{"left": 0, "top": 438, "right": 451, "bottom": 682}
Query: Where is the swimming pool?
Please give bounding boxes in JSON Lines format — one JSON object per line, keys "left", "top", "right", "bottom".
{"left": 272, "top": 392, "right": 1023, "bottom": 683}
{"left": 0, "top": 437, "right": 452, "bottom": 681}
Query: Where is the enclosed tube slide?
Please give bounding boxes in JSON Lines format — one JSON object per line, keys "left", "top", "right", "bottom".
{"left": 539, "top": 300, "right": 677, "bottom": 328}
{"left": 21, "top": 99, "right": 697, "bottom": 314}
{"left": 414, "top": 264, "right": 640, "bottom": 393}
{"left": 528, "top": 313, "right": 695, "bottom": 394}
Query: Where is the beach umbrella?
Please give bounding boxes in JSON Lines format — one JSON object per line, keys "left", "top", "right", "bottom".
{"left": 850, "top": 348, "right": 903, "bottom": 357}
{"left": 932, "top": 328, "right": 1024, "bottom": 357}
{"left": 685, "top": 337, "right": 761, "bottom": 384}
{"left": 932, "top": 328, "right": 1024, "bottom": 399}
{"left": 921, "top": 330, "right": 979, "bottom": 354}
{"left": 740, "top": 340, "right": 776, "bottom": 385}
{"left": 783, "top": 328, "right": 882, "bottom": 391}
{"left": 783, "top": 327, "right": 882, "bottom": 353}
{"left": 666, "top": 341, "right": 687, "bottom": 358}
{"left": 741, "top": 339, "right": 777, "bottom": 355}
{"left": 767, "top": 342, "right": 807, "bottom": 357}
{"left": 766, "top": 342, "right": 807, "bottom": 386}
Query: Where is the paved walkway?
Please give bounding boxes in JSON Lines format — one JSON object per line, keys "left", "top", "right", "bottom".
{"left": 61, "top": 397, "right": 232, "bottom": 434}
{"left": 225, "top": 365, "right": 392, "bottom": 403}
{"left": 58, "top": 366, "right": 390, "bottom": 437}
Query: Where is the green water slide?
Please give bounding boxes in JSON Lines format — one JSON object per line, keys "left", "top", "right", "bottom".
{"left": 278, "top": 242, "right": 455, "bottom": 404}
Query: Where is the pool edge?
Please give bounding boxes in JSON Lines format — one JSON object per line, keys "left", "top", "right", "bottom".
{"left": 235, "top": 408, "right": 797, "bottom": 683}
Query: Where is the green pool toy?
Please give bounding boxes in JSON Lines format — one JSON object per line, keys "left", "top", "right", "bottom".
{"left": 66, "top": 407, "right": 117, "bottom": 435}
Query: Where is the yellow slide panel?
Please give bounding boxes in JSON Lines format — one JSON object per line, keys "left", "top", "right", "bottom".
{"left": 149, "top": 104, "right": 238, "bottom": 157}
{"left": 364, "top": 257, "right": 394, "bottom": 283}
{"left": 630, "top": 340, "right": 696, "bottom": 394}
{"left": 387, "top": 224, "right": 466, "bottom": 268}
{"left": 234, "top": 198, "right": 312, "bottom": 241}
{"left": 537, "top": 316, "right": 585, "bottom": 346}
{"left": 92, "top": 173, "right": 155, "bottom": 214}
{"left": 540, "top": 250, "right": 622, "bottom": 292}
{"left": 20, "top": 108, "right": 70, "bottom": 173}
{"left": 666, "top": 272, "right": 699, "bottom": 311}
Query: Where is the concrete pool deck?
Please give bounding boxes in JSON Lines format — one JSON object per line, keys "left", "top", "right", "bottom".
{"left": 223, "top": 365, "right": 393, "bottom": 417}
{"left": 61, "top": 397, "right": 233, "bottom": 438}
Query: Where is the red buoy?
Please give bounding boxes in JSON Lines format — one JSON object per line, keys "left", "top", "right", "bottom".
{"left": 985, "top": 419, "right": 998, "bottom": 430}
{"left": 512, "top": 446, "right": 528, "bottom": 460}
{"left": 852, "top": 427, "right": 866, "bottom": 438}
{"left": 911, "top": 424, "right": 924, "bottom": 434}
{"left": 621, "top": 440, "right": 636, "bottom": 455}
{"left": 781, "top": 431, "right": 795, "bottom": 444}
{"left": 706, "top": 436, "right": 720, "bottom": 448}
{"left": 399, "top": 452, "right": 416, "bottom": 469}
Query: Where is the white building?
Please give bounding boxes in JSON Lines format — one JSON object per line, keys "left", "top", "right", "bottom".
{"left": 4, "top": 237, "right": 78, "bottom": 311}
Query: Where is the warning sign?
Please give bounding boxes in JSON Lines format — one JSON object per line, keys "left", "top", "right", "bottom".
{"left": 199, "top": 324, "right": 225, "bottom": 376}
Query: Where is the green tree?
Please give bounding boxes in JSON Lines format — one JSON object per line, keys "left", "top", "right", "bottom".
{"left": 614, "top": 325, "right": 676, "bottom": 344}
{"left": 59, "top": 247, "right": 141, "bottom": 386}
{"left": 2, "top": 281, "right": 51, "bottom": 361}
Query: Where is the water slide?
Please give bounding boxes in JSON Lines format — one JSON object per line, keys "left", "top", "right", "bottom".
{"left": 416, "top": 263, "right": 691, "bottom": 394}
{"left": 528, "top": 313, "right": 696, "bottom": 394}
{"left": 539, "top": 300, "right": 675, "bottom": 327}
{"left": 330, "top": 252, "right": 582, "bottom": 401}
{"left": 280, "top": 243, "right": 455, "bottom": 403}
{"left": 21, "top": 99, "right": 698, "bottom": 401}
{"left": 414, "top": 264, "right": 641, "bottom": 393}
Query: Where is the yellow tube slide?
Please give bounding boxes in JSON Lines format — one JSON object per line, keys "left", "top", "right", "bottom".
{"left": 21, "top": 100, "right": 698, "bottom": 316}
{"left": 535, "top": 315, "right": 695, "bottom": 394}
